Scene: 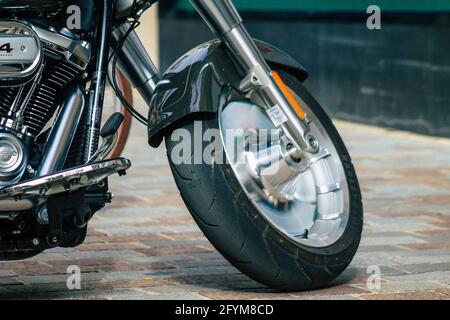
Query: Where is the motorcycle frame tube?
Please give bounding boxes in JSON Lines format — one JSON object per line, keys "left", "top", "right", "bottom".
{"left": 111, "top": 23, "right": 160, "bottom": 105}
{"left": 36, "top": 86, "right": 85, "bottom": 177}
{"left": 190, "top": 0, "right": 314, "bottom": 153}
{"left": 85, "top": 0, "right": 113, "bottom": 160}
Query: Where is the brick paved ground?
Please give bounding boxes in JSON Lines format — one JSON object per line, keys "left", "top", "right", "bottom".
{"left": 0, "top": 95, "right": 449, "bottom": 300}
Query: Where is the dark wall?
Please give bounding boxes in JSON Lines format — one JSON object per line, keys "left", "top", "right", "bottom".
{"left": 159, "top": 13, "right": 450, "bottom": 137}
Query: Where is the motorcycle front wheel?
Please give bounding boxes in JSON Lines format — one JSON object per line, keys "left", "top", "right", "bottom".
{"left": 165, "top": 69, "right": 363, "bottom": 291}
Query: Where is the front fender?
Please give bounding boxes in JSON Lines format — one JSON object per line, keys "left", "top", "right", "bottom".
{"left": 148, "top": 39, "right": 308, "bottom": 147}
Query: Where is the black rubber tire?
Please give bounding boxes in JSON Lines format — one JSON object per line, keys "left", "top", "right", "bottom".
{"left": 165, "top": 69, "right": 363, "bottom": 291}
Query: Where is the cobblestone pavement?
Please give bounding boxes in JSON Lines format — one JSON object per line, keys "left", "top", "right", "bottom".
{"left": 0, "top": 97, "right": 449, "bottom": 300}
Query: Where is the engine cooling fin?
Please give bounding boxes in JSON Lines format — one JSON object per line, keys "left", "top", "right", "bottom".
{"left": 0, "top": 59, "right": 82, "bottom": 137}
{"left": 0, "top": 88, "right": 18, "bottom": 116}
{"left": 23, "top": 59, "right": 82, "bottom": 136}
{"left": 64, "top": 107, "right": 88, "bottom": 168}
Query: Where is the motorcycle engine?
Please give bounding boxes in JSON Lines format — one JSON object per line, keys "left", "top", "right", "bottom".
{"left": 0, "top": 20, "right": 91, "bottom": 188}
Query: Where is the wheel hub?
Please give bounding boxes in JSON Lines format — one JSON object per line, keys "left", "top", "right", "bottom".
{"left": 219, "top": 98, "right": 349, "bottom": 248}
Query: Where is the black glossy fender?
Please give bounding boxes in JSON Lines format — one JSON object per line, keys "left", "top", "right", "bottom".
{"left": 148, "top": 39, "right": 308, "bottom": 147}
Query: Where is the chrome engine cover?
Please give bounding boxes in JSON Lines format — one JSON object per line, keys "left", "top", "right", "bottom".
{"left": 0, "top": 131, "right": 28, "bottom": 187}
{"left": 0, "top": 20, "right": 92, "bottom": 188}
{"left": 0, "top": 20, "right": 42, "bottom": 85}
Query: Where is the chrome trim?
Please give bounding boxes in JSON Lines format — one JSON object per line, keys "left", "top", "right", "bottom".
{"left": 219, "top": 90, "right": 350, "bottom": 248}
{"left": 316, "top": 183, "right": 341, "bottom": 195}
{"left": 191, "top": 0, "right": 317, "bottom": 154}
{"left": 0, "top": 20, "right": 42, "bottom": 82}
{"left": 190, "top": 0, "right": 242, "bottom": 35}
{"left": 30, "top": 25, "right": 91, "bottom": 70}
{"left": 307, "top": 148, "right": 331, "bottom": 166}
{"left": 35, "top": 86, "right": 85, "bottom": 177}
{"left": 318, "top": 212, "right": 342, "bottom": 221}
{"left": 88, "top": 133, "right": 117, "bottom": 163}
{"left": 0, "top": 131, "right": 28, "bottom": 187}
{"left": 111, "top": 23, "right": 160, "bottom": 105}
{"left": 224, "top": 25, "right": 315, "bottom": 153}
{"left": 0, "top": 158, "right": 131, "bottom": 200}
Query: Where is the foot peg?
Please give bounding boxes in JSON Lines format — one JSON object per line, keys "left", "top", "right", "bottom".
{"left": 89, "top": 112, "right": 124, "bottom": 163}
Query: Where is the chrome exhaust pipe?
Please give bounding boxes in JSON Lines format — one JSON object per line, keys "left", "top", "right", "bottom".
{"left": 35, "top": 85, "right": 85, "bottom": 177}
{"left": 1, "top": 86, "right": 85, "bottom": 211}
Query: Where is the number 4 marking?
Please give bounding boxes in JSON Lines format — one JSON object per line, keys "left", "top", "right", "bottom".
{"left": 0, "top": 43, "right": 13, "bottom": 53}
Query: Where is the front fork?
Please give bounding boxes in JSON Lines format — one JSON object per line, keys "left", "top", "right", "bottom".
{"left": 190, "top": 0, "right": 319, "bottom": 156}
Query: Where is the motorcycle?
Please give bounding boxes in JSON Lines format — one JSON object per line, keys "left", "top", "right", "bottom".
{"left": 0, "top": 0, "right": 363, "bottom": 291}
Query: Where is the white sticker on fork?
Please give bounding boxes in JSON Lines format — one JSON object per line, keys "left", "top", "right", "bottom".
{"left": 266, "top": 104, "right": 288, "bottom": 127}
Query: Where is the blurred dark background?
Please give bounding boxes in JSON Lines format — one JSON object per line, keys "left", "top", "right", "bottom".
{"left": 158, "top": 0, "right": 450, "bottom": 138}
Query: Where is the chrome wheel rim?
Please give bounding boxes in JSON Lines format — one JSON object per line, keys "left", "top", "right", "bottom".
{"left": 219, "top": 89, "right": 350, "bottom": 248}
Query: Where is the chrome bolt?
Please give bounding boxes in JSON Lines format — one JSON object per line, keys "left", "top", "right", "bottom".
{"left": 307, "top": 135, "right": 319, "bottom": 150}
{"left": 27, "top": 165, "right": 35, "bottom": 175}
{"left": 32, "top": 238, "right": 40, "bottom": 246}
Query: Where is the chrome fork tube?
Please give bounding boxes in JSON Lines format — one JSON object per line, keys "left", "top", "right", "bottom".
{"left": 190, "top": 0, "right": 316, "bottom": 154}
{"left": 190, "top": 0, "right": 243, "bottom": 36}
{"left": 35, "top": 86, "right": 85, "bottom": 177}
{"left": 111, "top": 23, "right": 160, "bottom": 106}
